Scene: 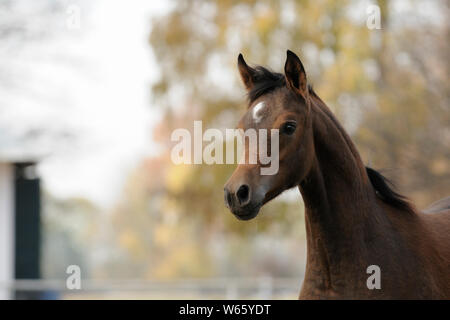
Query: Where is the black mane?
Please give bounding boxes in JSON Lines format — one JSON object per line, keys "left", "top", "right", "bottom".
{"left": 366, "top": 167, "right": 415, "bottom": 213}
{"left": 247, "top": 65, "right": 316, "bottom": 104}
{"left": 247, "top": 66, "right": 285, "bottom": 103}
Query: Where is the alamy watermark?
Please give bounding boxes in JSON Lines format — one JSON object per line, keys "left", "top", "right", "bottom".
{"left": 66, "top": 265, "right": 81, "bottom": 290}
{"left": 66, "top": 5, "right": 81, "bottom": 30}
{"left": 366, "top": 4, "right": 381, "bottom": 30}
{"left": 366, "top": 265, "right": 381, "bottom": 290}
{"left": 171, "top": 121, "right": 280, "bottom": 175}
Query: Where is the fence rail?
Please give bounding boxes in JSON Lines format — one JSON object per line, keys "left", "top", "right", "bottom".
{"left": 0, "top": 277, "right": 303, "bottom": 299}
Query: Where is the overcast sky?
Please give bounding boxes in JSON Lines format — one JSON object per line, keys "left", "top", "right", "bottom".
{"left": 24, "top": 0, "right": 170, "bottom": 208}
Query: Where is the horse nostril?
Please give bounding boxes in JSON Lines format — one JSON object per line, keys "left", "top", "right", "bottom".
{"left": 236, "top": 185, "right": 250, "bottom": 205}
{"left": 224, "top": 188, "right": 233, "bottom": 208}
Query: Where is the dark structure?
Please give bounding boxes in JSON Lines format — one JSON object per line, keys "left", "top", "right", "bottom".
{"left": 14, "top": 162, "right": 41, "bottom": 299}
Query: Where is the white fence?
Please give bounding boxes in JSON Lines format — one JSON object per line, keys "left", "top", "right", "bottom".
{"left": 0, "top": 277, "right": 303, "bottom": 299}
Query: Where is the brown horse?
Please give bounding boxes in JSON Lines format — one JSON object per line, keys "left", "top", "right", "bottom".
{"left": 224, "top": 50, "right": 450, "bottom": 299}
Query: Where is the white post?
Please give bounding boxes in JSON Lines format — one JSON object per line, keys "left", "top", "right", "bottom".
{"left": 0, "top": 163, "right": 14, "bottom": 300}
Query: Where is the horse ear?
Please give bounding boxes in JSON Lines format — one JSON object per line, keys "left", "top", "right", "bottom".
{"left": 237, "top": 53, "right": 256, "bottom": 91}
{"left": 284, "top": 50, "right": 308, "bottom": 97}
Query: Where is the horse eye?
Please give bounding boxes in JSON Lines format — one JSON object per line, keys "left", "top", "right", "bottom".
{"left": 282, "top": 122, "right": 296, "bottom": 135}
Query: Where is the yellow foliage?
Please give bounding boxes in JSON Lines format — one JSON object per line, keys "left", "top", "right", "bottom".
{"left": 431, "top": 158, "right": 449, "bottom": 176}
{"left": 166, "top": 164, "right": 193, "bottom": 194}
{"left": 153, "top": 225, "right": 174, "bottom": 247}
{"left": 119, "top": 230, "right": 141, "bottom": 255}
{"left": 152, "top": 243, "right": 212, "bottom": 279}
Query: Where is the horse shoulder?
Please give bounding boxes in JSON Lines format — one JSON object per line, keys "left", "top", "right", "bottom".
{"left": 420, "top": 197, "right": 450, "bottom": 257}
{"left": 416, "top": 205, "right": 450, "bottom": 298}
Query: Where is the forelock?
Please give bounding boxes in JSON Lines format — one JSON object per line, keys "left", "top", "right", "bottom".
{"left": 247, "top": 66, "right": 285, "bottom": 104}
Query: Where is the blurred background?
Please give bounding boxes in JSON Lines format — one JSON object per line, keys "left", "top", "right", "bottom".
{"left": 0, "top": 0, "right": 448, "bottom": 299}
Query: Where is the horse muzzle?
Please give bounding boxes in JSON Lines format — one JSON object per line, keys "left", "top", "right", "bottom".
{"left": 224, "top": 184, "right": 262, "bottom": 220}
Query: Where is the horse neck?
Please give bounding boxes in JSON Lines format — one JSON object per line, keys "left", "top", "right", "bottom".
{"left": 299, "top": 96, "right": 383, "bottom": 289}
